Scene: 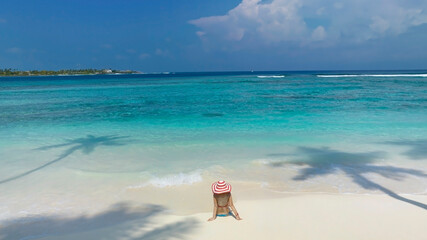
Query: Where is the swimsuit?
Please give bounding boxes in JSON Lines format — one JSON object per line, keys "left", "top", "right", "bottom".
{"left": 216, "top": 204, "right": 235, "bottom": 217}
{"left": 216, "top": 212, "right": 231, "bottom": 217}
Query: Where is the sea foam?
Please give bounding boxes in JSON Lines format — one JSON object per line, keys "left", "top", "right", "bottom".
{"left": 128, "top": 171, "right": 203, "bottom": 188}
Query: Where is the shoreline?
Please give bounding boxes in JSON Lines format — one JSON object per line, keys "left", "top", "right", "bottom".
{"left": 1, "top": 155, "right": 426, "bottom": 223}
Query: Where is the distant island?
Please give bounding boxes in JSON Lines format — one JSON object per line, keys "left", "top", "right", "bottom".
{"left": 0, "top": 68, "right": 140, "bottom": 77}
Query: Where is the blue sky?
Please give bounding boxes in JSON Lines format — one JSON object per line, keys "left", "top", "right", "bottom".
{"left": 1, "top": 0, "right": 426, "bottom": 72}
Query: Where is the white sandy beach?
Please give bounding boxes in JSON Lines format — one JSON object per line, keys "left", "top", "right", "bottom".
{"left": 2, "top": 184, "right": 426, "bottom": 240}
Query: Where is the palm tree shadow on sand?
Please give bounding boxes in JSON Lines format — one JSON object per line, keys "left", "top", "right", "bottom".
{"left": 0, "top": 135, "right": 131, "bottom": 185}
{"left": 0, "top": 202, "right": 198, "bottom": 240}
{"left": 267, "top": 147, "right": 427, "bottom": 210}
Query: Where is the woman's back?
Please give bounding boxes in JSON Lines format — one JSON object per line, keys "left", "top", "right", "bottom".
{"left": 214, "top": 193, "right": 230, "bottom": 210}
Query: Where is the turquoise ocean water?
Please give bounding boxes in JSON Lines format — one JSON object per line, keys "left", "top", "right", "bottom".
{"left": 0, "top": 71, "right": 426, "bottom": 198}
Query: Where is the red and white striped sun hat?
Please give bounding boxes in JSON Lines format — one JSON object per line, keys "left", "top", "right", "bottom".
{"left": 212, "top": 180, "right": 232, "bottom": 194}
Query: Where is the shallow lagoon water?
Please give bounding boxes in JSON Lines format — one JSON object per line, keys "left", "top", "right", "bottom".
{"left": 1, "top": 72, "right": 426, "bottom": 219}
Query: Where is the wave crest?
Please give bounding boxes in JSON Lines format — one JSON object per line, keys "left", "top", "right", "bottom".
{"left": 257, "top": 75, "right": 285, "bottom": 78}
{"left": 317, "top": 74, "right": 427, "bottom": 78}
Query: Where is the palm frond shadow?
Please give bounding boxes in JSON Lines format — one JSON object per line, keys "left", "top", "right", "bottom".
{"left": 268, "top": 147, "right": 427, "bottom": 210}
{"left": 383, "top": 139, "right": 427, "bottom": 160}
{"left": 0, "top": 202, "right": 198, "bottom": 240}
{"left": 0, "top": 135, "right": 131, "bottom": 184}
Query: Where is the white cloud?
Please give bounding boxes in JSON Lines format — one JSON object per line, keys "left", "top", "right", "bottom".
{"left": 370, "top": 16, "right": 390, "bottom": 34}
{"left": 189, "top": 0, "right": 427, "bottom": 46}
{"left": 190, "top": 0, "right": 307, "bottom": 43}
{"left": 311, "top": 26, "right": 326, "bottom": 41}
{"left": 196, "top": 31, "right": 206, "bottom": 37}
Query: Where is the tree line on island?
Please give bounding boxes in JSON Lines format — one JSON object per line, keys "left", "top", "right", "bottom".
{"left": 0, "top": 68, "right": 139, "bottom": 76}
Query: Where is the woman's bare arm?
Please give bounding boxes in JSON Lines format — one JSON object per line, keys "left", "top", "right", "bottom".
{"left": 208, "top": 197, "right": 218, "bottom": 221}
{"left": 229, "top": 195, "right": 242, "bottom": 220}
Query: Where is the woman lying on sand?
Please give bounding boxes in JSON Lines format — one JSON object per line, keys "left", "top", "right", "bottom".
{"left": 208, "top": 180, "right": 242, "bottom": 221}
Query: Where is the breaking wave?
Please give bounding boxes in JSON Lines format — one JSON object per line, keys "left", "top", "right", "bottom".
{"left": 127, "top": 171, "right": 203, "bottom": 188}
